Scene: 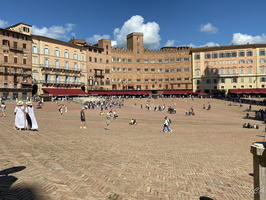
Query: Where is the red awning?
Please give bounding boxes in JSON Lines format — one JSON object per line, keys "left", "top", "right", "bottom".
{"left": 257, "top": 88, "right": 266, "bottom": 93}
{"left": 228, "top": 89, "right": 242, "bottom": 94}
{"left": 229, "top": 88, "right": 266, "bottom": 94}
{"left": 162, "top": 90, "right": 193, "bottom": 95}
{"left": 42, "top": 88, "right": 88, "bottom": 96}
{"left": 89, "top": 90, "right": 151, "bottom": 96}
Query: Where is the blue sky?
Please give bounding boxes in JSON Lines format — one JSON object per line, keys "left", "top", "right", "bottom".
{"left": 1, "top": 0, "right": 266, "bottom": 49}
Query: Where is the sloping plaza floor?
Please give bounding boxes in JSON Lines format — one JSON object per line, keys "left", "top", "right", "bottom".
{"left": 0, "top": 97, "right": 265, "bottom": 200}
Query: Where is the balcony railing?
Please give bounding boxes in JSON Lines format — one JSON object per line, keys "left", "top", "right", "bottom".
{"left": 9, "top": 46, "right": 24, "bottom": 52}
{"left": 39, "top": 80, "right": 85, "bottom": 86}
{"left": 0, "top": 83, "right": 32, "bottom": 90}
{"left": 40, "top": 65, "right": 82, "bottom": 73}
{"left": 94, "top": 73, "right": 104, "bottom": 78}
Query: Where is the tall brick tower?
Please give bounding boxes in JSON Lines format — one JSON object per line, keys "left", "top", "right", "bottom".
{"left": 126, "top": 32, "right": 144, "bottom": 54}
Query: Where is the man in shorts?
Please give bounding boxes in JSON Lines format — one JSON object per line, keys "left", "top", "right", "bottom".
{"left": 80, "top": 107, "right": 86, "bottom": 129}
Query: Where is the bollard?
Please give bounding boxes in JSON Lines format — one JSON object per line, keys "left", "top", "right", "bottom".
{"left": 250, "top": 142, "right": 266, "bottom": 200}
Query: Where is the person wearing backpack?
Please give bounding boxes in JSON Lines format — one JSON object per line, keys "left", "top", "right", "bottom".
{"left": 161, "top": 116, "right": 172, "bottom": 133}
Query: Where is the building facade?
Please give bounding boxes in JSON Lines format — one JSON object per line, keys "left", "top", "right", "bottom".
{"left": 191, "top": 44, "right": 266, "bottom": 95}
{"left": 111, "top": 33, "right": 192, "bottom": 91}
{"left": 1, "top": 22, "right": 266, "bottom": 98}
{"left": 0, "top": 23, "right": 32, "bottom": 100}
{"left": 86, "top": 39, "right": 112, "bottom": 91}
{"left": 31, "top": 36, "right": 87, "bottom": 96}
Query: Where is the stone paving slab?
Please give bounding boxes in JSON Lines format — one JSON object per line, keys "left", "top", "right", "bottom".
{"left": 0, "top": 98, "right": 264, "bottom": 200}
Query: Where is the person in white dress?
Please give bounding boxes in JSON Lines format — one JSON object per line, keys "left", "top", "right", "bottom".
{"left": 14, "top": 101, "right": 25, "bottom": 130}
{"left": 25, "top": 101, "right": 38, "bottom": 131}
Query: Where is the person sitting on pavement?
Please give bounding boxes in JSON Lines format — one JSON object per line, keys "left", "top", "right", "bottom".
{"left": 129, "top": 119, "right": 138, "bottom": 125}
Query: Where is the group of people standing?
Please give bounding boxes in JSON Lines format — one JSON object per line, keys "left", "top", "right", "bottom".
{"left": 14, "top": 101, "right": 38, "bottom": 131}
{"left": 80, "top": 107, "right": 118, "bottom": 130}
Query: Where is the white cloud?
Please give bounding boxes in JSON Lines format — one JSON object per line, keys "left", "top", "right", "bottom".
{"left": 231, "top": 33, "right": 266, "bottom": 45}
{"left": 164, "top": 40, "right": 176, "bottom": 47}
{"left": 113, "top": 15, "right": 161, "bottom": 49}
{"left": 204, "top": 42, "right": 219, "bottom": 47}
{"left": 111, "top": 40, "right": 117, "bottom": 47}
{"left": 32, "top": 23, "right": 76, "bottom": 40}
{"left": 0, "top": 19, "right": 8, "bottom": 28}
{"left": 200, "top": 23, "right": 218, "bottom": 34}
{"left": 86, "top": 34, "right": 110, "bottom": 45}
{"left": 187, "top": 42, "right": 219, "bottom": 48}
{"left": 187, "top": 43, "right": 197, "bottom": 48}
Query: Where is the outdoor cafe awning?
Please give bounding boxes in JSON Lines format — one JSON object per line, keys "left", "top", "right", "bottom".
{"left": 229, "top": 88, "right": 266, "bottom": 94}
{"left": 88, "top": 90, "right": 151, "bottom": 96}
{"left": 42, "top": 88, "right": 88, "bottom": 96}
{"left": 162, "top": 90, "right": 193, "bottom": 95}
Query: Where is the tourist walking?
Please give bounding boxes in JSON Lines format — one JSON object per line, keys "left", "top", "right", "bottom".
{"left": 113, "top": 110, "right": 118, "bottom": 120}
{"left": 189, "top": 106, "right": 195, "bottom": 115}
{"left": 105, "top": 112, "right": 111, "bottom": 129}
{"left": 25, "top": 101, "right": 38, "bottom": 131}
{"left": 161, "top": 116, "right": 172, "bottom": 133}
{"left": 1, "top": 102, "right": 6, "bottom": 117}
{"left": 58, "top": 104, "right": 65, "bottom": 117}
{"left": 14, "top": 101, "right": 25, "bottom": 130}
{"left": 80, "top": 107, "right": 86, "bottom": 129}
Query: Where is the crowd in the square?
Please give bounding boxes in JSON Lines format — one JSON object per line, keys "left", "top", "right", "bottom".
{"left": 2, "top": 94, "right": 266, "bottom": 134}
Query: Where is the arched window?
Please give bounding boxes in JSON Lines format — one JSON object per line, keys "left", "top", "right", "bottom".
{"left": 64, "top": 51, "right": 69, "bottom": 58}
{"left": 74, "top": 63, "right": 78, "bottom": 70}
{"left": 54, "top": 49, "right": 60, "bottom": 57}
{"left": 44, "top": 58, "right": 49, "bottom": 67}
{"left": 55, "top": 60, "right": 60, "bottom": 68}
{"left": 32, "top": 46, "right": 38, "bottom": 53}
{"left": 73, "top": 53, "right": 78, "bottom": 60}
{"left": 44, "top": 47, "right": 50, "bottom": 55}
{"left": 106, "top": 78, "right": 110, "bottom": 85}
{"left": 64, "top": 62, "right": 69, "bottom": 69}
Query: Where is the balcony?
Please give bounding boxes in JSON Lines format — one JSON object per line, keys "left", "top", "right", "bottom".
{"left": 40, "top": 65, "right": 81, "bottom": 74}
{"left": 0, "top": 65, "right": 31, "bottom": 76}
{"left": 9, "top": 46, "right": 23, "bottom": 52}
{"left": 41, "top": 80, "right": 85, "bottom": 87}
{"left": 94, "top": 73, "right": 104, "bottom": 78}
{"left": 0, "top": 83, "right": 31, "bottom": 91}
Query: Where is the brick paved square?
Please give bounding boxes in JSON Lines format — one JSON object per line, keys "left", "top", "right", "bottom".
{"left": 0, "top": 98, "right": 263, "bottom": 200}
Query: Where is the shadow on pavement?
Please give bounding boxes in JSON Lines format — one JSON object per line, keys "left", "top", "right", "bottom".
{"left": 199, "top": 196, "right": 213, "bottom": 200}
{"left": 0, "top": 166, "right": 38, "bottom": 200}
